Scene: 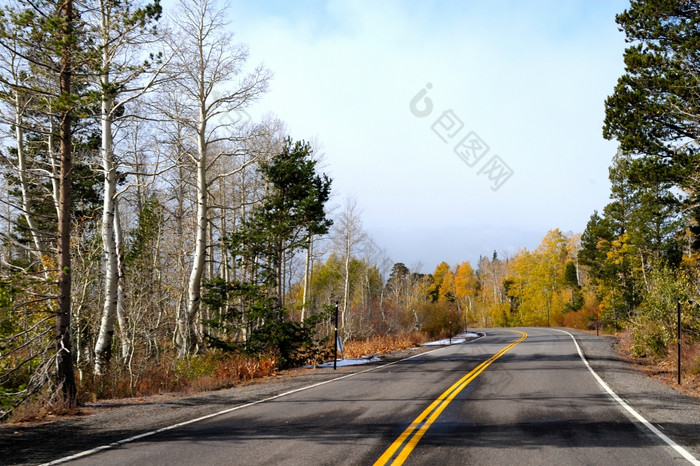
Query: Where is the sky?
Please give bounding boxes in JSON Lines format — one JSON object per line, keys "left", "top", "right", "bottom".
{"left": 224, "top": 0, "right": 630, "bottom": 272}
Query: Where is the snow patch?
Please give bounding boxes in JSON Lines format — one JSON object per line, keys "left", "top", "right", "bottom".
{"left": 311, "top": 332, "right": 482, "bottom": 368}
{"left": 422, "top": 332, "right": 481, "bottom": 346}
{"left": 315, "top": 357, "right": 382, "bottom": 368}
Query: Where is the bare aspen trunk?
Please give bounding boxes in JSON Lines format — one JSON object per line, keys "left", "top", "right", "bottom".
{"left": 379, "top": 278, "right": 386, "bottom": 326}
{"left": 467, "top": 296, "right": 473, "bottom": 326}
{"left": 342, "top": 236, "right": 351, "bottom": 335}
{"left": 56, "top": 0, "right": 76, "bottom": 405}
{"left": 208, "top": 218, "right": 214, "bottom": 280}
{"left": 174, "top": 161, "right": 187, "bottom": 346}
{"left": 280, "top": 248, "right": 285, "bottom": 307}
{"left": 114, "top": 199, "right": 129, "bottom": 361}
{"left": 179, "top": 125, "right": 207, "bottom": 356}
{"left": 14, "top": 99, "right": 44, "bottom": 258}
{"left": 365, "top": 272, "right": 371, "bottom": 326}
{"left": 48, "top": 121, "right": 60, "bottom": 220}
{"left": 274, "top": 239, "right": 284, "bottom": 308}
{"left": 219, "top": 199, "right": 229, "bottom": 340}
{"left": 220, "top": 188, "right": 229, "bottom": 283}
{"left": 287, "top": 252, "right": 295, "bottom": 316}
{"left": 94, "top": 67, "right": 119, "bottom": 375}
{"left": 301, "top": 236, "right": 312, "bottom": 321}
{"left": 201, "top": 217, "right": 215, "bottom": 338}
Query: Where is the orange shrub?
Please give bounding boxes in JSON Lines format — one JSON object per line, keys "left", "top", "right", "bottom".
{"left": 343, "top": 332, "right": 427, "bottom": 358}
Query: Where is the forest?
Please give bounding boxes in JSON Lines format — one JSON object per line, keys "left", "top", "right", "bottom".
{"left": 0, "top": 0, "right": 699, "bottom": 420}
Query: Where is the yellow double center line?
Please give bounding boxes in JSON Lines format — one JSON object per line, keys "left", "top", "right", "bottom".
{"left": 374, "top": 330, "right": 527, "bottom": 466}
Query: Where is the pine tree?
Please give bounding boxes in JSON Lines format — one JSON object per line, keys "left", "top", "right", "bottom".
{"left": 0, "top": 0, "right": 99, "bottom": 407}
{"left": 579, "top": 151, "right": 682, "bottom": 328}
{"left": 603, "top": 0, "right": 700, "bottom": 242}
{"left": 223, "top": 138, "right": 332, "bottom": 362}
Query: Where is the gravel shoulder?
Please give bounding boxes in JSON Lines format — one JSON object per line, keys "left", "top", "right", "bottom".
{"left": 568, "top": 329, "right": 700, "bottom": 461}
{"left": 1, "top": 332, "right": 698, "bottom": 465}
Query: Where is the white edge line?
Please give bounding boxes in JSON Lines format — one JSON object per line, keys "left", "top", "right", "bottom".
{"left": 41, "top": 343, "right": 460, "bottom": 466}
{"left": 553, "top": 329, "right": 700, "bottom": 466}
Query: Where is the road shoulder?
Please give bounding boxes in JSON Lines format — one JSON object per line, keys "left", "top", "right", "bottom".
{"left": 569, "top": 329, "right": 700, "bottom": 461}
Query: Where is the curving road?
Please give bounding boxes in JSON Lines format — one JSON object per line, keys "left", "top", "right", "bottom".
{"left": 60, "top": 328, "right": 698, "bottom": 465}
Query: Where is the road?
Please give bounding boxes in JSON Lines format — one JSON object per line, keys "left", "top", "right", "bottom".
{"left": 60, "top": 328, "right": 697, "bottom": 465}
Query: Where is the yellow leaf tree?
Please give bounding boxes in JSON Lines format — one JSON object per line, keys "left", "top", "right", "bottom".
{"left": 454, "top": 261, "right": 478, "bottom": 327}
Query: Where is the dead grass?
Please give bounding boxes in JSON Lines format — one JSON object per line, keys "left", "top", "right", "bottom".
{"left": 10, "top": 353, "right": 279, "bottom": 423}
{"left": 138, "top": 353, "right": 279, "bottom": 396}
{"left": 9, "top": 334, "right": 429, "bottom": 423}
{"left": 343, "top": 332, "right": 427, "bottom": 359}
{"left": 9, "top": 390, "right": 81, "bottom": 423}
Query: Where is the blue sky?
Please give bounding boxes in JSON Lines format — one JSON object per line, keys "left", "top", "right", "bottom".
{"left": 222, "top": 0, "right": 630, "bottom": 272}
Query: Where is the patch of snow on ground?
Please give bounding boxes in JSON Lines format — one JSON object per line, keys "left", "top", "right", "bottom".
{"left": 423, "top": 332, "right": 481, "bottom": 346}
{"left": 312, "top": 332, "right": 482, "bottom": 368}
{"left": 315, "top": 357, "right": 382, "bottom": 368}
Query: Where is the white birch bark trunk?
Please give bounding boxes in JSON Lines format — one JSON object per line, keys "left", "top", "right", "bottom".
{"left": 280, "top": 247, "right": 285, "bottom": 307}
{"left": 173, "top": 161, "right": 187, "bottom": 347}
{"left": 93, "top": 5, "right": 120, "bottom": 375}
{"left": 179, "top": 117, "right": 207, "bottom": 356}
{"left": 301, "top": 236, "right": 312, "bottom": 321}
{"left": 342, "top": 235, "right": 351, "bottom": 336}
{"left": 48, "top": 119, "right": 60, "bottom": 220}
{"left": 94, "top": 81, "right": 119, "bottom": 375}
{"left": 114, "top": 198, "right": 129, "bottom": 361}
{"left": 14, "top": 97, "right": 44, "bottom": 259}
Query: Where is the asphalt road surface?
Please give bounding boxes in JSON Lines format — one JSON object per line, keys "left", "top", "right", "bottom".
{"left": 59, "top": 328, "right": 697, "bottom": 465}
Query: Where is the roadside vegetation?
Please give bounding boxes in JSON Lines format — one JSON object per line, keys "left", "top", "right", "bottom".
{"left": 0, "top": 0, "right": 699, "bottom": 422}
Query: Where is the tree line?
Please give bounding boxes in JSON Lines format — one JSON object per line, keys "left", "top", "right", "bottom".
{"left": 0, "top": 0, "right": 315, "bottom": 418}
